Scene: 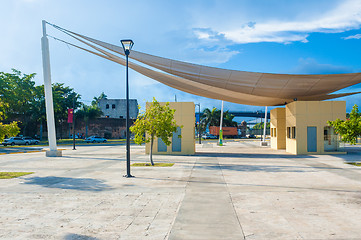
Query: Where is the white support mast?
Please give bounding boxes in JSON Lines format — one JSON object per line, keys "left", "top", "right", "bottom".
{"left": 261, "top": 106, "right": 268, "bottom": 146}
{"left": 219, "top": 100, "right": 224, "bottom": 146}
{"left": 41, "top": 20, "right": 62, "bottom": 157}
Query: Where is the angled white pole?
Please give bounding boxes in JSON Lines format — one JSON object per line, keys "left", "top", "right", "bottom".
{"left": 262, "top": 106, "right": 268, "bottom": 145}
{"left": 219, "top": 100, "right": 224, "bottom": 146}
{"left": 41, "top": 20, "right": 62, "bottom": 157}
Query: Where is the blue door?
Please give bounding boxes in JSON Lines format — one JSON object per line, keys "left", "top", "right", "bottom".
{"left": 158, "top": 138, "right": 167, "bottom": 152}
{"left": 307, "top": 127, "right": 317, "bottom": 152}
{"left": 172, "top": 127, "right": 182, "bottom": 152}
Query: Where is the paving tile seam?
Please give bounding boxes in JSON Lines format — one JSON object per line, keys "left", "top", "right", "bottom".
{"left": 287, "top": 157, "right": 361, "bottom": 183}
{"left": 166, "top": 157, "right": 197, "bottom": 240}
{"left": 218, "top": 156, "right": 246, "bottom": 240}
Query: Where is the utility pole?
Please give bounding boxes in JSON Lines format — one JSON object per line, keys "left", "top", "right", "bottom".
{"left": 261, "top": 106, "right": 268, "bottom": 146}
{"left": 41, "top": 20, "right": 62, "bottom": 157}
{"left": 219, "top": 100, "right": 224, "bottom": 146}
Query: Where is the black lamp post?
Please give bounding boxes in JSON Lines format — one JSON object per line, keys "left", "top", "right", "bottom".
{"left": 121, "top": 39, "right": 134, "bottom": 178}
{"left": 72, "top": 95, "right": 76, "bottom": 150}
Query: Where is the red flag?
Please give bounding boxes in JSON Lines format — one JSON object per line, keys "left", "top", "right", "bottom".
{"left": 68, "top": 109, "right": 73, "bottom": 123}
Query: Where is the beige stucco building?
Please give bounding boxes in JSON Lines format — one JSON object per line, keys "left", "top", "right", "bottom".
{"left": 270, "top": 108, "right": 286, "bottom": 150}
{"left": 271, "top": 101, "right": 346, "bottom": 155}
{"left": 145, "top": 102, "right": 195, "bottom": 155}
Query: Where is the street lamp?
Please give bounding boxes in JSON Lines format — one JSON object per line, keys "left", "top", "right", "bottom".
{"left": 71, "top": 95, "right": 76, "bottom": 150}
{"left": 195, "top": 103, "right": 201, "bottom": 144}
{"left": 121, "top": 39, "right": 134, "bottom": 178}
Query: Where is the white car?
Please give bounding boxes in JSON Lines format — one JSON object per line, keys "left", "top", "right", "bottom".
{"left": 84, "top": 136, "right": 107, "bottom": 143}
{"left": 22, "top": 137, "right": 40, "bottom": 145}
{"left": 2, "top": 137, "right": 27, "bottom": 146}
{"left": 202, "top": 134, "right": 218, "bottom": 139}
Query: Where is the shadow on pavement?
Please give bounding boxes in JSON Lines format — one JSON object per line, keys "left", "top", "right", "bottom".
{"left": 195, "top": 163, "right": 316, "bottom": 173}
{"left": 61, "top": 156, "right": 122, "bottom": 161}
{"left": 24, "top": 176, "right": 113, "bottom": 192}
{"left": 64, "top": 233, "right": 101, "bottom": 240}
{"left": 195, "top": 152, "right": 316, "bottom": 159}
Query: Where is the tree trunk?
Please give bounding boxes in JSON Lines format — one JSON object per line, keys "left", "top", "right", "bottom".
{"left": 85, "top": 123, "right": 88, "bottom": 138}
{"left": 150, "top": 135, "right": 154, "bottom": 166}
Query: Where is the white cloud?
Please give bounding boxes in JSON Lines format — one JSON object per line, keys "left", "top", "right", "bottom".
{"left": 343, "top": 33, "right": 361, "bottom": 39}
{"left": 195, "top": 0, "right": 361, "bottom": 44}
{"left": 290, "top": 58, "right": 355, "bottom": 74}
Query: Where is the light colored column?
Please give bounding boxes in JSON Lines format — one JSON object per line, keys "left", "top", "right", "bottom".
{"left": 41, "top": 20, "right": 62, "bottom": 157}
{"left": 261, "top": 106, "right": 268, "bottom": 146}
{"left": 219, "top": 100, "right": 224, "bottom": 146}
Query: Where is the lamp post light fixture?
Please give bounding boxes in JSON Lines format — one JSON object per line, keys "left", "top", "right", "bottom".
{"left": 121, "top": 39, "right": 134, "bottom": 178}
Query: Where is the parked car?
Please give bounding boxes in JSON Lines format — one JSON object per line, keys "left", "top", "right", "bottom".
{"left": 22, "top": 137, "right": 40, "bottom": 145}
{"left": 202, "top": 134, "right": 218, "bottom": 139}
{"left": 84, "top": 136, "right": 107, "bottom": 143}
{"left": 2, "top": 137, "right": 27, "bottom": 146}
{"left": 246, "top": 134, "right": 256, "bottom": 138}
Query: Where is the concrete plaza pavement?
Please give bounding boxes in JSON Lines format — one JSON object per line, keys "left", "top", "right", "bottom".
{"left": 1, "top": 140, "right": 361, "bottom": 239}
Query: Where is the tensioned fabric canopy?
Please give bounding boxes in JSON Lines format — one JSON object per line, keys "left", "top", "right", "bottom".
{"left": 48, "top": 23, "right": 361, "bottom": 106}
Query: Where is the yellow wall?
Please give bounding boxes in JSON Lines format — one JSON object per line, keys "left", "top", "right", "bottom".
{"left": 285, "top": 101, "right": 346, "bottom": 155}
{"left": 145, "top": 102, "right": 195, "bottom": 155}
{"left": 270, "top": 108, "right": 286, "bottom": 149}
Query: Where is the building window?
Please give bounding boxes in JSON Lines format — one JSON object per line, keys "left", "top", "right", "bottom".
{"left": 119, "top": 116, "right": 123, "bottom": 119}
{"left": 324, "top": 128, "right": 329, "bottom": 141}
{"left": 112, "top": 104, "right": 116, "bottom": 109}
{"left": 287, "top": 127, "right": 291, "bottom": 138}
{"left": 271, "top": 128, "right": 276, "bottom": 137}
{"left": 106, "top": 104, "right": 109, "bottom": 109}
{"left": 292, "top": 127, "right": 296, "bottom": 139}
{"left": 287, "top": 127, "right": 296, "bottom": 139}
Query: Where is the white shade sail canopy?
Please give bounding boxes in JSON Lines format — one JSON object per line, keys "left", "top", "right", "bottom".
{"left": 48, "top": 22, "right": 361, "bottom": 106}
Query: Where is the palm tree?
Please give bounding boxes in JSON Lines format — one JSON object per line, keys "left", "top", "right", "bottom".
{"left": 223, "top": 111, "right": 238, "bottom": 127}
{"left": 201, "top": 108, "right": 221, "bottom": 126}
{"left": 91, "top": 92, "right": 107, "bottom": 106}
{"left": 75, "top": 104, "right": 103, "bottom": 138}
{"left": 201, "top": 108, "right": 237, "bottom": 128}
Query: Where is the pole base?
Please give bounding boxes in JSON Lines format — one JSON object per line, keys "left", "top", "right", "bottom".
{"left": 123, "top": 174, "right": 134, "bottom": 178}
{"left": 260, "top": 141, "right": 268, "bottom": 146}
{"left": 46, "top": 150, "right": 62, "bottom": 157}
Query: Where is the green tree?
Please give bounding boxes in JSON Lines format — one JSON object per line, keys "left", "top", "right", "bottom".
{"left": 328, "top": 104, "right": 361, "bottom": 145}
{"left": 0, "top": 122, "right": 20, "bottom": 142}
{"left": 0, "top": 69, "right": 82, "bottom": 138}
{"left": 0, "top": 69, "right": 36, "bottom": 135}
{"left": 130, "top": 98, "right": 181, "bottom": 166}
{"left": 75, "top": 103, "right": 103, "bottom": 138}
{"left": 91, "top": 92, "right": 107, "bottom": 106}
{"left": 200, "top": 108, "right": 237, "bottom": 127}
{"left": 0, "top": 100, "right": 20, "bottom": 142}
{"left": 223, "top": 111, "right": 238, "bottom": 127}
{"left": 0, "top": 101, "right": 7, "bottom": 121}
{"left": 253, "top": 122, "right": 270, "bottom": 130}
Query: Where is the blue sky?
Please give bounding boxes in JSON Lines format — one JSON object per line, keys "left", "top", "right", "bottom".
{"left": 1, "top": 0, "right": 361, "bottom": 116}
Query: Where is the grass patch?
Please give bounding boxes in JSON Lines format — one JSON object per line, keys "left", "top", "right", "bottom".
{"left": 0, "top": 172, "right": 34, "bottom": 179}
{"left": 132, "top": 163, "right": 174, "bottom": 167}
{"left": 347, "top": 162, "right": 361, "bottom": 166}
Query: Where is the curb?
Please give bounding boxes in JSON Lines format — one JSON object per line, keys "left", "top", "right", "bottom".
{"left": 0, "top": 150, "right": 45, "bottom": 155}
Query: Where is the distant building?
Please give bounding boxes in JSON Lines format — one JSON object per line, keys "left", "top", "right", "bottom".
{"left": 98, "top": 99, "right": 139, "bottom": 119}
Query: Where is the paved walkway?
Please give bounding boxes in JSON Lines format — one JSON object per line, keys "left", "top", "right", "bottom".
{"left": 0, "top": 140, "right": 361, "bottom": 239}
{"left": 169, "top": 156, "right": 244, "bottom": 239}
